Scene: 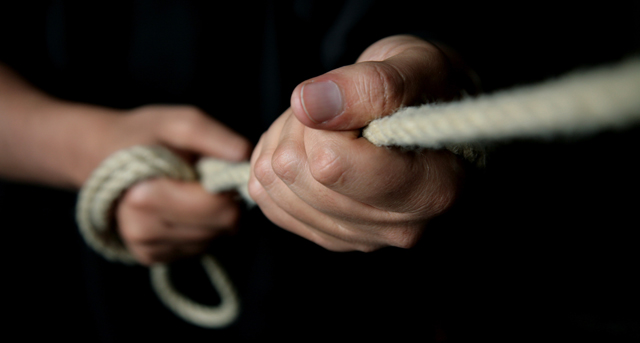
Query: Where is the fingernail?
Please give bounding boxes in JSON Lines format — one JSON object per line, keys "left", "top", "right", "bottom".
{"left": 300, "top": 81, "right": 343, "bottom": 123}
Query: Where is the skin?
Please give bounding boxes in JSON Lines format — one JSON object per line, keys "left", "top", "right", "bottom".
{"left": 0, "top": 34, "right": 470, "bottom": 263}
{"left": 0, "top": 64, "right": 251, "bottom": 266}
{"left": 249, "top": 35, "right": 468, "bottom": 252}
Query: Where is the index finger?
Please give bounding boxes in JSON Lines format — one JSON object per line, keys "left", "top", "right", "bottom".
{"left": 124, "top": 178, "right": 240, "bottom": 228}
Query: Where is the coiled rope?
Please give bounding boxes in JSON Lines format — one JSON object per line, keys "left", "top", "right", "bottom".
{"left": 76, "top": 58, "right": 640, "bottom": 328}
{"left": 76, "top": 146, "right": 248, "bottom": 328}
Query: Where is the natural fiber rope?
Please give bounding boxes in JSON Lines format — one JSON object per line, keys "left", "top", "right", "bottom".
{"left": 150, "top": 255, "right": 239, "bottom": 328}
{"left": 76, "top": 57, "right": 640, "bottom": 329}
{"left": 76, "top": 146, "right": 245, "bottom": 328}
{"left": 364, "top": 58, "right": 640, "bottom": 148}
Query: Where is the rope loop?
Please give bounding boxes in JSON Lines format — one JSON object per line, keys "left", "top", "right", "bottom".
{"left": 76, "top": 145, "right": 241, "bottom": 328}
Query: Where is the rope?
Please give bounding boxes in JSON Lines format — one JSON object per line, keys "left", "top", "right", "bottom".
{"left": 76, "top": 146, "right": 242, "bottom": 328}
{"left": 76, "top": 57, "right": 640, "bottom": 329}
{"left": 363, "top": 58, "right": 640, "bottom": 147}
{"left": 150, "top": 255, "right": 239, "bottom": 328}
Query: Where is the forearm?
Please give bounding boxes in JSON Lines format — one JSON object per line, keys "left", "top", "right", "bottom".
{"left": 0, "top": 62, "right": 252, "bottom": 190}
{"left": 0, "top": 62, "right": 124, "bottom": 189}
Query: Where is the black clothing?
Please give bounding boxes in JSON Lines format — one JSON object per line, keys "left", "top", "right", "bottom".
{"left": 1, "top": 1, "right": 639, "bottom": 341}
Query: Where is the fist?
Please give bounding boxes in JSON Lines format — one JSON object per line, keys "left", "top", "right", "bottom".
{"left": 248, "top": 35, "right": 471, "bottom": 252}
{"left": 111, "top": 105, "right": 251, "bottom": 265}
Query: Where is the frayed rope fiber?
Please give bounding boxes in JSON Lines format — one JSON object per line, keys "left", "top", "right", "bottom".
{"left": 76, "top": 57, "right": 640, "bottom": 328}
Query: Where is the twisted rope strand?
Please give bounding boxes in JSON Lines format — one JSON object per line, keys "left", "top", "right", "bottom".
{"left": 150, "top": 255, "right": 240, "bottom": 328}
{"left": 363, "top": 58, "right": 640, "bottom": 147}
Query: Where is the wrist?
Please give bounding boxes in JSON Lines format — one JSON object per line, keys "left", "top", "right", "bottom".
{"left": 26, "top": 101, "right": 123, "bottom": 188}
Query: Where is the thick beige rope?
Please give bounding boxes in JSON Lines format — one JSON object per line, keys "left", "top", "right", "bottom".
{"left": 76, "top": 57, "right": 640, "bottom": 329}
{"left": 150, "top": 255, "right": 239, "bottom": 328}
{"left": 363, "top": 58, "right": 640, "bottom": 148}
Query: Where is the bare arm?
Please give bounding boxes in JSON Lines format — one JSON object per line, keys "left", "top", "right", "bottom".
{"left": 0, "top": 62, "right": 126, "bottom": 188}
{"left": 0, "top": 61, "right": 251, "bottom": 265}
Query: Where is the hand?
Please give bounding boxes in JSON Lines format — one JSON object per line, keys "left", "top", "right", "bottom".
{"left": 0, "top": 64, "right": 251, "bottom": 265}
{"left": 111, "top": 105, "right": 251, "bottom": 265}
{"left": 248, "top": 35, "right": 469, "bottom": 252}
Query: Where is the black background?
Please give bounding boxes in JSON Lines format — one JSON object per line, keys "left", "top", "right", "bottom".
{"left": 1, "top": 1, "right": 639, "bottom": 341}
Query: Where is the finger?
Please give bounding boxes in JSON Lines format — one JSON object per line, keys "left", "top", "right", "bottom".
{"left": 248, "top": 109, "right": 288, "bottom": 202}
{"left": 249, "top": 109, "right": 287, "bottom": 173}
{"left": 117, "top": 195, "right": 227, "bottom": 251}
{"left": 248, "top": 174, "right": 356, "bottom": 252}
{"left": 250, "top": 109, "right": 294, "bottom": 195}
{"left": 251, "top": 111, "right": 425, "bottom": 250}
{"left": 270, "top": 113, "right": 414, "bottom": 226}
{"left": 154, "top": 106, "right": 252, "bottom": 161}
{"left": 290, "top": 35, "right": 456, "bottom": 130}
{"left": 271, "top": 114, "right": 439, "bottom": 250}
{"left": 304, "top": 127, "right": 461, "bottom": 214}
{"left": 251, "top": 112, "right": 372, "bottom": 246}
{"left": 269, "top": 114, "right": 412, "bottom": 249}
{"left": 123, "top": 178, "right": 240, "bottom": 230}
{"left": 117, "top": 202, "right": 189, "bottom": 265}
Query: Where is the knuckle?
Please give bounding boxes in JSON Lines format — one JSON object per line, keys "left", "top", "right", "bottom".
{"left": 168, "top": 118, "right": 199, "bottom": 141}
{"left": 363, "top": 62, "right": 405, "bottom": 114}
{"left": 159, "top": 107, "right": 204, "bottom": 143}
{"left": 337, "top": 226, "right": 382, "bottom": 252}
{"left": 271, "top": 143, "right": 301, "bottom": 184}
{"left": 253, "top": 153, "right": 277, "bottom": 187}
{"left": 308, "top": 146, "right": 345, "bottom": 187}
{"left": 383, "top": 226, "right": 422, "bottom": 249}
{"left": 247, "top": 175, "right": 267, "bottom": 202}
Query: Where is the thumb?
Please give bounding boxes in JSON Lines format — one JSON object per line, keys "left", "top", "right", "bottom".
{"left": 290, "top": 35, "right": 461, "bottom": 130}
